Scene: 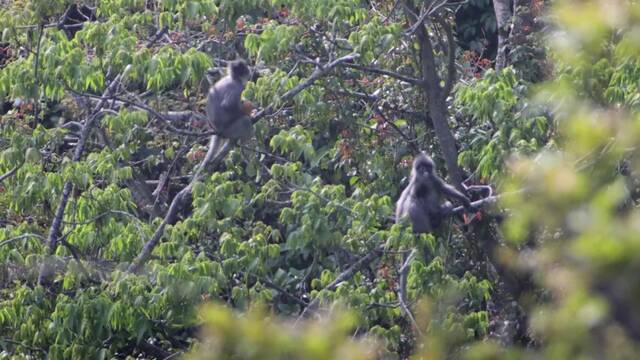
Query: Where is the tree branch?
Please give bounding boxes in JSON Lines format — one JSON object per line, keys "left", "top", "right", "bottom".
{"left": 127, "top": 137, "right": 231, "bottom": 274}
{"left": 128, "top": 53, "right": 361, "bottom": 273}
{"left": 38, "top": 74, "right": 124, "bottom": 286}
{"left": 342, "top": 63, "right": 423, "bottom": 86}
{"left": 297, "top": 244, "right": 385, "bottom": 320}
{"left": 0, "top": 165, "right": 19, "bottom": 183}
{"left": 349, "top": 81, "right": 421, "bottom": 153}
{"left": 32, "top": 22, "right": 44, "bottom": 124}
{"left": 398, "top": 249, "right": 422, "bottom": 335}
{"left": 240, "top": 271, "right": 308, "bottom": 307}
{"left": 403, "top": 0, "right": 465, "bottom": 189}
{"left": 447, "top": 195, "right": 499, "bottom": 215}
{"left": 70, "top": 91, "right": 215, "bottom": 137}
{"left": 59, "top": 239, "right": 99, "bottom": 284}
{"left": 252, "top": 53, "right": 360, "bottom": 123}
{"left": 0, "top": 233, "right": 45, "bottom": 248}
{"left": 435, "top": 14, "right": 456, "bottom": 100}
{"left": 137, "top": 340, "right": 173, "bottom": 360}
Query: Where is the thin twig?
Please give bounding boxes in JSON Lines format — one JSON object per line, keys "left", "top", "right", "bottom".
{"left": 240, "top": 272, "right": 308, "bottom": 307}
{"left": 375, "top": 107, "right": 420, "bottom": 153}
{"left": 350, "top": 81, "right": 420, "bottom": 152}
{"left": 62, "top": 209, "right": 136, "bottom": 225}
{"left": 0, "top": 338, "right": 46, "bottom": 353}
{"left": 398, "top": 249, "right": 422, "bottom": 335}
{"left": 343, "top": 63, "right": 422, "bottom": 86}
{"left": 297, "top": 245, "right": 385, "bottom": 321}
{"left": 289, "top": 184, "right": 354, "bottom": 215}
{"left": 0, "top": 233, "right": 45, "bottom": 248}
{"left": 153, "top": 147, "right": 189, "bottom": 207}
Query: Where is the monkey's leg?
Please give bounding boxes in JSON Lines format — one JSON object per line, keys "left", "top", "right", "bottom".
{"left": 223, "top": 116, "right": 254, "bottom": 140}
{"left": 429, "top": 201, "right": 453, "bottom": 230}
{"left": 440, "top": 201, "right": 453, "bottom": 213}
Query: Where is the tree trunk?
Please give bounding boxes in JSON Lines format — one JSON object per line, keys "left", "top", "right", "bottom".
{"left": 493, "top": 0, "right": 512, "bottom": 71}
{"left": 407, "top": 7, "right": 465, "bottom": 188}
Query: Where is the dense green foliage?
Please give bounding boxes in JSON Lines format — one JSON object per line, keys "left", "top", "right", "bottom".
{"left": 1, "top": 0, "right": 639, "bottom": 359}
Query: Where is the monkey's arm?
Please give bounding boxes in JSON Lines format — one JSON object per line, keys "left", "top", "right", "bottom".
{"left": 395, "top": 187, "right": 411, "bottom": 222}
{"left": 434, "top": 177, "right": 474, "bottom": 210}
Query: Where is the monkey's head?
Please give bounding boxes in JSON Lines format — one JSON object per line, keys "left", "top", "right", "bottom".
{"left": 229, "top": 59, "right": 251, "bottom": 85}
{"left": 411, "top": 152, "right": 435, "bottom": 183}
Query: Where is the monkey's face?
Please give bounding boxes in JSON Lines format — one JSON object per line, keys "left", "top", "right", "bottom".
{"left": 415, "top": 161, "right": 432, "bottom": 176}
{"left": 410, "top": 153, "right": 435, "bottom": 188}
{"left": 413, "top": 154, "right": 434, "bottom": 175}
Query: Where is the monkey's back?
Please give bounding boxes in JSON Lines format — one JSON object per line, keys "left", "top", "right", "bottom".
{"left": 206, "top": 75, "right": 243, "bottom": 128}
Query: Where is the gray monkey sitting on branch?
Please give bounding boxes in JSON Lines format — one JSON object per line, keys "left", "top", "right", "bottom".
{"left": 395, "top": 152, "right": 477, "bottom": 234}
{"left": 206, "top": 59, "right": 255, "bottom": 154}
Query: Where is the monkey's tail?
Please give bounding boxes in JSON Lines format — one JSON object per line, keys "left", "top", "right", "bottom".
{"left": 208, "top": 135, "right": 231, "bottom": 160}
{"left": 208, "top": 134, "right": 222, "bottom": 155}
{"left": 193, "top": 135, "right": 227, "bottom": 178}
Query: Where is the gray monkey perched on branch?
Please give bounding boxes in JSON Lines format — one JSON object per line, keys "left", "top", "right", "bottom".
{"left": 396, "top": 152, "right": 476, "bottom": 234}
{"left": 206, "top": 59, "right": 254, "bottom": 153}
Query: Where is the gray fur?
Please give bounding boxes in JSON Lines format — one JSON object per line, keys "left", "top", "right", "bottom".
{"left": 206, "top": 60, "right": 253, "bottom": 140}
{"left": 395, "top": 152, "right": 474, "bottom": 234}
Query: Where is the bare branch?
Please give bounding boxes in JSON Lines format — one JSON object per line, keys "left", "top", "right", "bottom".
{"left": 38, "top": 74, "right": 124, "bottom": 286}
{"left": 0, "top": 338, "right": 46, "bottom": 354}
{"left": 398, "top": 249, "right": 422, "bottom": 335}
{"left": 0, "top": 233, "right": 45, "bottom": 248}
{"left": 59, "top": 239, "right": 100, "bottom": 284}
{"left": 435, "top": 14, "right": 456, "bottom": 100}
{"left": 252, "top": 53, "right": 360, "bottom": 123}
{"left": 32, "top": 23, "right": 44, "bottom": 124}
{"left": 343, "top": 63, "right": 423, "bottom": 86}
{"left": 62, "top": 209, "right": 142, "bottom": 226}
{"left": 0, "top": 165, "right": 19, "bottom": 183}
{"left": 132, "top": 103, "right": 214, "bottom": 137}
{"left": 240, "top": 271, "right": 308, "bottom": 307}
{"left": 137, "top": 341, "right": 173, "bottom": 360}
{"left": 146, "top": 26, "right": 168, "bottom": 47}
{"left": 71, "top": 91, "right": 215, "bottom": 137}
{"left": 127, "top": 138, "right": 232, "bottom": 273}
{"left": 404, "top": 0, "right": 449, "bottom": 36}
{"left": 373, "top": 106, "right": 420, "bottom": 153}
{"left": 297, "top": 244, "right": 385, "bottom": 321}
{"left": 447, "top": 195, "right": 499, "bottom": 215}
{"left": 447, "top": 188, "right": 527, "bottom": 215}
